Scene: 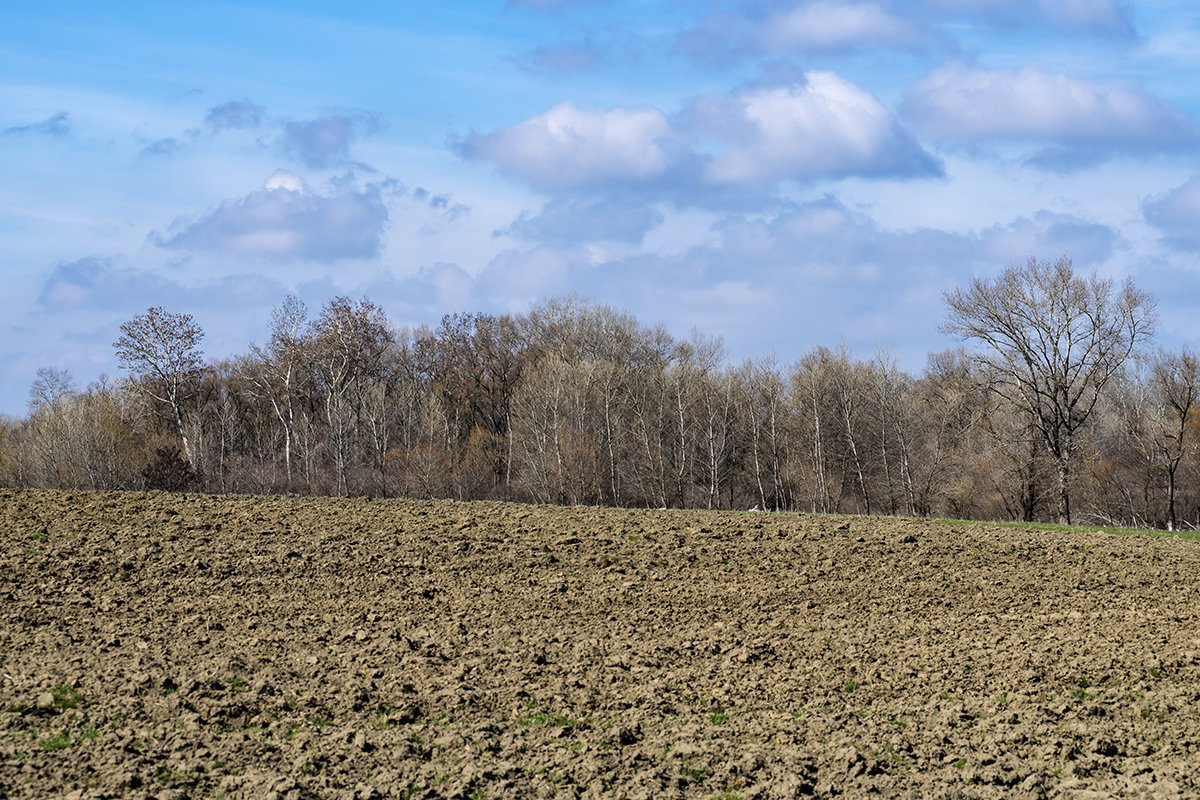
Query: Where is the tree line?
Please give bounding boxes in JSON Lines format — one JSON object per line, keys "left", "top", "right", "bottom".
{"left": 2, "top": 257, "right": 1194, "bottom": 529}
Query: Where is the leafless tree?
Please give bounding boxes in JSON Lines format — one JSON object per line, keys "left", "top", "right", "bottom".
{"left": 943, "top": 256, "right": 1156, "bottom": 524}
{"left": 113, "top": 307, "right": 205, "bottom": 468}
{"left": 28, "top": 367, "right": 76, "bottom": 414}
{"left": 1150, "top": 349, "right": 1200, "bottom": 530}
{"left": 790, "top": 349, "right": 836, "bottom": 513}
{"left": 913, "top": 349, "right": 983, "bottom": 517}
{"left": 308, "top": 296, "right": 393, "bottom": 495}
{"left": 240, "top": 295, "right": 310, "bottom": 487}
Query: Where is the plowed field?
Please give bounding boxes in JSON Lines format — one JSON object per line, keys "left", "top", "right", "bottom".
{"left": 3, "top": 489, "right": 1200, "bottom": 799}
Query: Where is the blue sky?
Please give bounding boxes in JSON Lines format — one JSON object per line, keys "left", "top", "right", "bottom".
{"left": 4, "top": 0, "right": 1200, "bottom": 414}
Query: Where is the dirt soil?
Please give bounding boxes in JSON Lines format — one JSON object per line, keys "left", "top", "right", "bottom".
{"left": 3, "top": 489, "right": 1200, "bottom": 799}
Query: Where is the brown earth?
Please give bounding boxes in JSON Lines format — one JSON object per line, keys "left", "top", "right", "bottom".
{"left": 3, "top": 489, "right": 1200, "bottom": 799}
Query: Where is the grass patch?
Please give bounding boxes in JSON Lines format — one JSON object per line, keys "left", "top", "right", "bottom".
{"left": 51, "top": 684, "right": 81, "bottom": 711}
{"left": 516, "top": 705, "right": 588, "bottom": 730}
{"left": 40, "top": 730, "right": 71, "bottom": 750}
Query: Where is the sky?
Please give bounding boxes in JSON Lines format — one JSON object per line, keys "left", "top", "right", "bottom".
{"left": 4, "top": 0, "right": 1200, "bottom": 415}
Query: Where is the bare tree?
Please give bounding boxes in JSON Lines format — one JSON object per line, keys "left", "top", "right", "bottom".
{"left": 240, "top": 295, "right": 310, "bottom": 486}
{"left": 28, "top": 367, "right": 75, "bottom": 414}
{"left": 943, "top": 256, "right": 1156, "bottom": 524}
{"left": 914, "top": 349, "right": 984, "bottom": 517}
{"left": 308, "top": 296, "right": 393, "bottom": 495}
{"left": 1150, "top": 349, "right": 1200, "bottom": 530}
{"left": 790, "top": 349, "right": 836, "bottom": 513}
{"left": 114, "top": 307, "right": 205, "bottom": 468}
{"left": 26, "top": 367, "right": 82, "bottom": 488}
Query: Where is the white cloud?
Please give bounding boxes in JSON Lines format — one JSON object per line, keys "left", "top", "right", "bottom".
{"left": 692, "top": 72, "right": 942, "bottom": 184}
{"left": 460, "top": 102, "right": 674, "bottom": 191}
{"left": 903, "top": 64, "right": 1196, "bottom": 147}
{"left": 153, "top": 171, "right": 390, "bottom": 262}
{"left": 464, "top": 72, "right": 940, "bottom": 200}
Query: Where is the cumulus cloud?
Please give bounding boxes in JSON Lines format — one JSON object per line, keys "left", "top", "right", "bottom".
{"left": 460, "top": 102, "right": 676, "bottom": 191}
{"left": 903, "top": 64, "right": 1197, "bottom": 150}
{"left": 689, "top": 71, "right": 943, "bottom": 184}
{"left": 2, "top": 112, "right": 71, "bottom": 137}
{"left": 1144, "top": 177, "right": 1200, "bottom": 250}
{"left": 499, "top": 197, "right": 664, "bottom": 245}
{"left": 463, "top": 71, "right": 940, "bottom": 200}
{"left": 205, "top": 99, "right": 265, "bottom": 131}
{"left": 152, "top": 171, "right": 389, "bottom": 262}
{"left": 278, "top": 112, "right": 383, "bottom": 168}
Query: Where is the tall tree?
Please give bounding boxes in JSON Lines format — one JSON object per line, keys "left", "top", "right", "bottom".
{"left": 308, "top": 296, "right": 393, "bottom": 495}
{"left": 113, "top": 307, "right": 205, "bottom": 468}
{"left": 28, "top": 367, "right": 75, "bottom": 414}
{"left": 240, "top": 294, "right": 310, "bottom": 486}
{"left": 1150, "top": 349, "right": 1200, "bottom": 530}
{"left": 943, "top": 256, "right": 1156, "bottom": 524}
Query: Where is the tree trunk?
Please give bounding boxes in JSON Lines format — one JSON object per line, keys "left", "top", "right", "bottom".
{"left": 173, "top": 402, "right": 194, "bottom": 470}
{"left": 1057, "top": 457, "right": 1071, "bottom": 525}
{"left": 1167, "top": 458, "right": 1179, "bottom": 531}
